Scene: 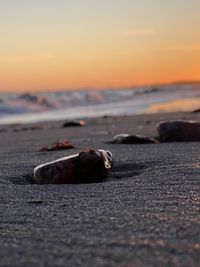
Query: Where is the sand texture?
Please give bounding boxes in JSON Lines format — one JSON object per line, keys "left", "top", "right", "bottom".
{"left": 0, "top": 112, "right": 200, "bottom": 267}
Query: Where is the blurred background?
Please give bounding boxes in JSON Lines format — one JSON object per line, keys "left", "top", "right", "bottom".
{"left": 0, "top": 0, "right": 200, "bottom": 124}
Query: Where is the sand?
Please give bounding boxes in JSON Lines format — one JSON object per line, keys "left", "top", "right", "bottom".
{"left": 0, "top": 112, "right": 200, "bottom": 267}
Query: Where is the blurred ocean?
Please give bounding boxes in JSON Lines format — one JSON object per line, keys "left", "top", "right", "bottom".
{"left": 0, "top": 83, "right": 200, "bottom": 124}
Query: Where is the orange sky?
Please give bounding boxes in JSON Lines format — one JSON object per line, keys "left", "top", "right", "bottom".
{"left": 0, "top": 0, "right": 200, "bottom": 92}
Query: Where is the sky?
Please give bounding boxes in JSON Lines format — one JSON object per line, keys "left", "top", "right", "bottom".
{"left": 0, "top": 0, "right": 200, "bottom": 92}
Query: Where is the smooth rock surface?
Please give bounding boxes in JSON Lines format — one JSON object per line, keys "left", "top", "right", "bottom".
{"left": 157, "top": 120, "right": 200, "bottom": 142}
{"left": 34, "top": 149, "right": 112, "bottom": 184}
{"left": 113, "top": 134, "right": 159, "bottom": 144}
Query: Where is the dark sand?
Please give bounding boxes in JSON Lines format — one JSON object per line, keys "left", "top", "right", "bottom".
{"left": 0, "top": 112, "right": 200, "bottom": 267}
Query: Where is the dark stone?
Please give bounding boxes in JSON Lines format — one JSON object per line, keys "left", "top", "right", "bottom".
{"left": 34, "top": 149, "right": 112, "bottom": 184}
{"left": 62, "top": 120, "right": 86, "bottom": 127}
{"left": 113, "top": 134, "right": 159, "bottom": 144}
{"left": 192, "top": 108, "right": 200, "bottom": 113}
{"left": 157, "top": 120, "right": 200, "bottom": 142}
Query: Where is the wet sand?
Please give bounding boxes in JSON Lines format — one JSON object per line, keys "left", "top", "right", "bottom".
{"left": 0, "top": 112, "right": 200, "bottom": 267}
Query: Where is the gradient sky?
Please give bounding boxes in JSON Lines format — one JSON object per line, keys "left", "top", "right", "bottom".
{"left": 0, "top": 0, "right": 200, "bottom": 92}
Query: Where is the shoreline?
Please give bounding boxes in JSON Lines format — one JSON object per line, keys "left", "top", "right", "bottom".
{"left": 0, "top": 83, "right": 200, "bottom": 125}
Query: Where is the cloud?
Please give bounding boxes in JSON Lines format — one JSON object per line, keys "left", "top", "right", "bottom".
{"left": 124, "top": 29, "right": 156, "bottom": 36}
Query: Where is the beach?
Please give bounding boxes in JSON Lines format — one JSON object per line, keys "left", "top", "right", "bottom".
{"left": 1, "top": 111, "right": 200, "bottom": 267}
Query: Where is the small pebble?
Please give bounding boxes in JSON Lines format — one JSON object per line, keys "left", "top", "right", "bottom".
{"left": 113, "top": 134, "right": 159, "bottom": 144}
{"left": 39, "top": 140, "right": 74, "bottom": 152}
{"left": 62, "top": 120, "right": 86, "bottom": 127}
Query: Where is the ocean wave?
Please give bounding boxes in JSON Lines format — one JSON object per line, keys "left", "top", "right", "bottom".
{"left": 0, "top": 84, "right": 199, "bottom": 124}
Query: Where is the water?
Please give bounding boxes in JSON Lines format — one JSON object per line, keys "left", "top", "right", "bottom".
{"left": 0, "top": 83, "right": 200, "bottom": 124}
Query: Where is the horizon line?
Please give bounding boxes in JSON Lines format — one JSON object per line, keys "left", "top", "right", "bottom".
{"left": 1, "top": 80, "right": 200, "bottom": 94}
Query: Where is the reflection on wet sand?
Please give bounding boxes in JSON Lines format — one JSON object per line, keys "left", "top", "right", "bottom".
{"left": 145, "top": 98, "right": 200, "bottom": 113}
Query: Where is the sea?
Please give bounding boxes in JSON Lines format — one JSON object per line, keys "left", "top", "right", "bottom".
{"left": 0, "top": 83, "right": 200, "bottom": 125}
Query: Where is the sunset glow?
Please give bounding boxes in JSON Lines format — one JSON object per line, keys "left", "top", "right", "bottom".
{"left": 0, "top": 0, "right": 200, "bottom": 92}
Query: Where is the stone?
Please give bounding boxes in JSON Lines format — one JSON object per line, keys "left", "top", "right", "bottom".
{"left": 192, "top": 108, "right": 200, "bottom": 113}
{"left": 39, "top": 140, "right": 74, "bottom": 152}
{"left": 34, "top": 149, "right": 112, "bottom": 184}
{"left": 113, "top": 134, "right": 159, "bottom": 144}
{"left": 157, "top": 120, "right": 200, "bottom": 142}
{"left": 62, "top": 120, "right": 86, "bottom": 127}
